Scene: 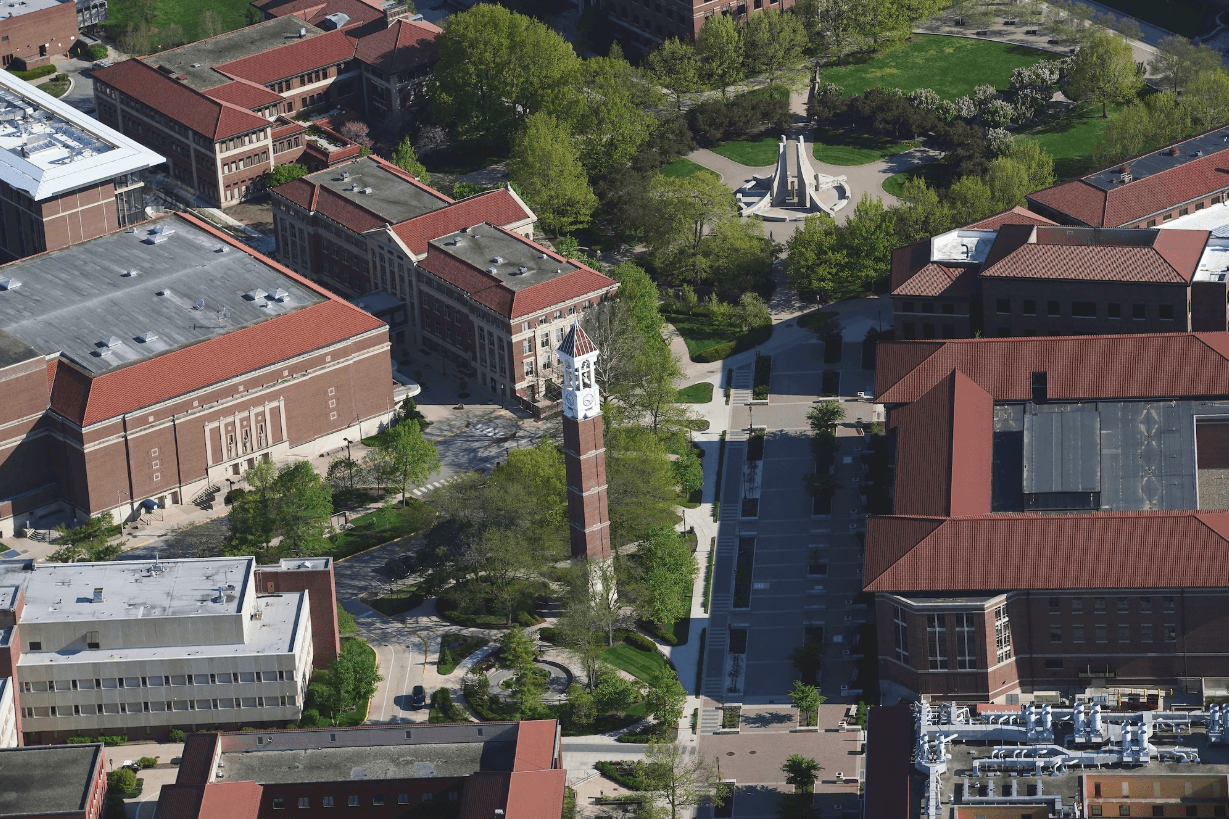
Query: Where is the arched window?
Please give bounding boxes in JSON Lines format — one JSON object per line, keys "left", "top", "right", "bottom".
{"left": 580, "top": 359, "right": 592, "bottom": 389}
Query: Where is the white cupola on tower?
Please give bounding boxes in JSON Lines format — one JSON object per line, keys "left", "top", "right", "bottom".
{"left": 557, "top": 320, "right": 600, "bottom": 421}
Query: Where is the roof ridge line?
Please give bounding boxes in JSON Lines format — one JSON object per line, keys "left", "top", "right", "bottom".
{"left": 864, "top": 515, "right": 947, "bottom": 589}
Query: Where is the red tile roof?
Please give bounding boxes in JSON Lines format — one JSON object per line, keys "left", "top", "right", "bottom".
{"left": 419, "top": 225, "right": 617, "bottom": 320}
{"left": 199, "top": 782, "right": 262, "bottom": 819}
{"left": 92, "top": 60, "right": 269, "bottom": 140}
{"left": 353, "top": 17, "right": 441, "bottom": 74}
{"left": 863, "top": 705, "right": 915, "bottom": 819}
{"left": 47, "top": 214, "right": 387, "bottom": 428}
{"left": 512, "top": 720, "right": 558, "bottom": 772}
{"left": 890, "top": 370, "right": 992, "bottom": 517}
{"left": 875, "top": 333, "right": 1229, "bottom": 406}
{"left": 980, "top": 226, "right": 1209, "bottom": 284}
{"left": 175, "top": 733, "right": 220, "bottom": 785}
{"left": 391, "top": 189, "right": 533, "bottom": 256}
{"left": 154, "top": 784, "right": 207, "bottom": 819}
{"left": 505, "top": 769, "right": 566, "bottom": 819}
{"left": 557, "top": 322, "right": 597, "bottom": 358}
{"left": 865, "top": 511, "right": 1229, "bottom": 592}
{"left": 457, "top": 771, "right": 510, "bottom": 819}
{"left": 257, "top": 0, "right": 384, "bottom": 27}
{"left": 204, "top": 80, "right": 284, "bottom": 109}
{"left": 965, "top": 205, "right": 1057, "bottom": 231}
{"left": 216, "top": 29, "right": 357, "bottom": 85}
{"left": 891, "top": 262, "right": 977, "bottom": 298}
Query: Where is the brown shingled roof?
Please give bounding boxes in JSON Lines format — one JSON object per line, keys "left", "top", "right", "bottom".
{"left": 216, "top": 29, "right": 356, "bottom": 85}
{"left": 891, "top": 262, "right": 977, "bottom": 298}
{"left": 980, "top": 226, "right": 1209, "bottom": 284}
{"left": 353, "top": 17, "right": 441, "bottom": 75}
{"left": 391, "top": 189, "right": 533, "bottom": 256}
{"left": 203, "top": 79, "right": 284, "bottom": 109}
{"left": 964, "top": 205, "right": 1057, "bottom": 231}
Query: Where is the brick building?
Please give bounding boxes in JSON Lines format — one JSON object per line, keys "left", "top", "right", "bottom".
{"left": 157, "top": 720, "right": 567, "bottom": 819}
{"left": 0, "top": 71, "right": 164, "bottom": 263}
{"left": 1028, "top": 125, "right": 1229, "bottom": 229}
{"left": 891, "top": 209, "right": 1229, "bottom": 339}
{"left": 270, "top": 157, "right": 619, "bottom": 409}
{"left": 90, "top": 12, "right": 440, "bottom": 207}
{"left": 0, "top": 744, "right": 107, "bottom": 817}
{"left": 581, "top": 0, "right": 795, "bottom": 59}
{"left": 0, "top": 0, "right": 78, "bottom": 69}
{"left": 0, "top": 211, "right": 393, "bottom": 538}
{"left": 867, "top": 333, "right": 1229, "bottom": 703}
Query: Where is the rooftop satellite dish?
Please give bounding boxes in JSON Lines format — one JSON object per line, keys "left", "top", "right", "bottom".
{"left": 195, "top": 298, "right": 205, "bottom": 310}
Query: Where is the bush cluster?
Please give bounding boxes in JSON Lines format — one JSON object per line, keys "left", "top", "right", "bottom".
{"left": 688, "top": 91, "right": 791, "bottom": 147}
{"left": 6, "top": 64, "right": 57, "bottom": 81}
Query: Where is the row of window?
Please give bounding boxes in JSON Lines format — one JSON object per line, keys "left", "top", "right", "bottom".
{"left": 1047, "top": 595, "right": 1175, "bottom": 615}
{"left": 900, "top": 322, "right": 956, "bottom": 340}
{"left": 1049, "top": 623, "right": 1177, "bottom": 643}
{"left": 995, "top": 299, "right": 1178, "bottom": 321}
{"left": 899, "top": 301, "right": 956, "bottom": 315}
{"left": 272, "top": 792, "right": 458, "bottom": 810}
{"left": 1088, "top": 804, "right": 1224, "bottom": 816}
{"left": 22, "top": 695, "right": 295, "bottom": 718}
{"left": 273, "top": 136, "right": 303, "bottom": 155}
{"left": 20, "top": 671, "right": 294, "bottom": 690}
{"left": 924, "top": 613, "right": 979, "bottom": 671}
{"left": 223, "top": 152, "right": 268, "bottom": 176}
{"left": 1132, "top": 193, "right": 1223, "bottom": 228}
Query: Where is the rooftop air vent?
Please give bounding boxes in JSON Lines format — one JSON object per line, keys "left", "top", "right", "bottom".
{"left": 144, "top": 224, "right": 174, "bottom": 244}
{"left": 92, "top": 588, "right": 104, "bottom": 603}
{"left": 190, "top": 63, "right": 201, "bottom": 68}
{"left": 244, "top": 288, "right": 268, "bottom": 301}
{"left": 361, "top": 187, "right": 373, "bottom": 195}
{"left": 1119, "top": 164, "right": 1129, "bottom": 173}
{"left": 517, "top": 266, "right": 528, "bottom": 274}
{"left": 340, "top": 171, "right": 349, "bottom": 180}
{"left": 350, "top": 182, "right": 358, "bottom": 192}
{"left": 538, "top": 252, "right": 548, "bottom": 259}
{"left": 299, "top": 27, "right": 307, "bottom": 37}
{"left": 122, "top": 269, "right": 138, "bottom": 277}
{"left": 216, "top": 245, "right": 227, "bottom": 253}
{"left": 136, "top": 332, "right": 158, "bottom": 343}
{"left": 487, "top": 267, "right": 498, "bottom": 275}
{"left": 100, "top": 336, "right": 121, "bottom": 348}
{"left": 0, "top": 278, "right": 20, "bottom": 291}
{"left": 1170, "top": 146, "right": 1180, "bottom": 156}
{"left": 157, "top": 289, "right": 170, "bottom": 297}
{"left": 1198, "top": 149, "right": 1205, "bottom": 157}
{"left": 491, "top": 256, "right": 503, "bottom": 264}
{"left": 452, "top": 237, "right": 463, "bottom": 246}
{"left": 269, "top": 288, "right": 290, "bottom": 302}
{"left": 194, "top": 298, "right": 205, "bottom": 310}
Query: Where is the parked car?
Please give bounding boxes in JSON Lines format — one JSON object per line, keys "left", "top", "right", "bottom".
{"left": 410, "top": 685, "right": 425, "bottom": 710}
{"left": 92, "top": 60, "right": 110, "bottom": 69}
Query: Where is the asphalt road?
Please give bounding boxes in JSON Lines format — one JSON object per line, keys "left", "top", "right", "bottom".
{"left": 349, "top": 605, "right": 430, "bottom": 724}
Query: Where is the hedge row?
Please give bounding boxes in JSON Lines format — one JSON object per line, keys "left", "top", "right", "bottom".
{"left": 7, "top": 64, "right": 56, "bottom": 80}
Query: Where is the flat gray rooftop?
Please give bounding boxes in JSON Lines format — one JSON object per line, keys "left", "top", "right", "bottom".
{"left": 0, "top": 215, "right": 322, "bottom": 374}
{"left": 308, "top": 157, "right": 449, "bottom": 226}
{"left": 0, "top": 329, "right": 37, "bottom": 370}
{"left": 0, "top": 556, "right": 252, "bottom": 623}
{"left": 1084, "top": 125, "right": 1229, "bottom": 191}
{"left": 0, "top": 744, "right": 99, "bottom": 816}
{"left": 218, "top": 741, "right": 516, "bottom": 784}
{"left": 432, "top": 225, "right": 580, "bottom": 292}
{"left": 0, "top": 0, "right": 68, "bottom": 20}
{"left": 991, "top": 400, "right": 1226, "bottom": 513}
{"left": 140, "top": 17, "right": 327, "bottom": 90}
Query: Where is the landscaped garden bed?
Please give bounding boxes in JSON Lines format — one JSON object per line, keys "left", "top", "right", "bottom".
{"left": 752, "top": 355, "right": 771, "bottom": 400}
{"left": 732, "top": 539, "right": 755, "bottom": 609}
{"left": 823, "top": 332, "right": 843, "bottom": 364}
{"left": 369, "top": 583, "right": 425, "bottom": 616}
{"left": 820, "top": 369, "right": 840, "bottom": 396}
{"left": 438, "top": 633, "right": 490, "bottom": 674}
{"left": 665, "top": 312, "right": 772, "bottom": 363}
{"left": 677, "top": 382, "right": 714, "bottom": 403}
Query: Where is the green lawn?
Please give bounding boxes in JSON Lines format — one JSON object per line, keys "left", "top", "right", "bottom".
{"left": 813, "top": 128, "right": 914, "bottom": 166}
{"left": 709, "top": 135, "right": 780, "bottom": 167}
{"left": 821, "top": 35, "right": 1051, "bottom": 100}
{"left": 602, "top": 643, "right": 670, "bottom": 682}
{"left": 1018, "top": 102, "right": 1118, "bottom": 181}
{"left": 1093, "top": 0, "right": 1204, "bottom": 38}
{"left": 882, "top": 161, "right": 951, "bottom": 197}
{"left": 676, "top": 382, "right": 714, "bottom": 403}
{"left": 103, "top": 0, "right": 253, "bottom": 44}
{"left": 327, "top": 499, "right": 436, "bottom": 561}
{"left": 438, "top": 633, "right": 490, "bottom": 674}
{"left": 664, "top": 312, "right": 773, "bottom": 363}
{"left": 660, "top": 158, "right": 717, "bottom": 179}
{"left": 370, "top": 584, "right": 425, "bottom": 617}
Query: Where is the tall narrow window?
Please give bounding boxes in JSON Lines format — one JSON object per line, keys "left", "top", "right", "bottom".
{"left": 893, "top": 605, "right": 909, "bottom": 664}
{"left": 994, "top": 605, "right": 1012, "bottom": 663}
{"left": 955, "top": 613, "right": 977, "bottom": 670}
{"left": 926, "top": 614, "right": 947, "bottom": 670}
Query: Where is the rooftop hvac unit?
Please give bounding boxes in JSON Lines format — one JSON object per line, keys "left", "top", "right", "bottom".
{"left": 491, "top": 256, "right": 503, "bottom": 264}
{"left": 361, "top": 187, "right": 372, "bottom": 195}
{"left": 299, "top": 27, "right": 307, "bottom": 37}
{"left": 136, "top": 332, "right": 157, "bottom": 343}
{"left": 100, "top": 336, "right": 121, "bottom": 348}
{"left": 190, "top": 63, "right": 201, "bottom": 68}
{"left": 269, "top": 288, "right": 289, "bottom": 302}
{"left": 0, "top": 278, "right": 20, "bottom": 290}
{"left": 244, "top": 288, "right": 268, "bottom": 301}
{"left": 122, "top": 269, "right": 139, "bottom": 277}
{"left": 487, "top": 267, "right": 498, "bottom": 275}
{"left": 517, "top": 266, "right": 528, "bottom": 274}
{"left": 340, "top": 171, "right": 349, "bottom": 180}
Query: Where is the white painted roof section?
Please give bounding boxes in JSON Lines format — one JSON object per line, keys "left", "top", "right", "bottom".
{"left": 1161, "top": 198, "right": 1229, "bottom": 238}
{"left": 0, "top": 0, "right": 66, "bottom": 20}
{"left": 0, "top": 71, "right": 165, "bottom": 201}
{"left": 930, "top": 228, "right": 997, "bottom": 265}
{"left": 1195, "top": 237, "right": 1229, "bottom": 282}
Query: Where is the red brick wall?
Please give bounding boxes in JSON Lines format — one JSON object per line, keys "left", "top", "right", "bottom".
{"left": 981, "top": 280, "right": 1191, "bottom": 336}
{"left": 255, "top": 564, "right": 340, "bottom": 668}
{"left": 563, "top": 415, "right": 611, "bottom": 560}
{"left": 0, "top": 1, "right": 78, "bottom": 66}
{"left": 256, "top": 777, "right": 466, "bottom": 818}
{"left": 38, "top": 183, "right": 120, "bottom": 252}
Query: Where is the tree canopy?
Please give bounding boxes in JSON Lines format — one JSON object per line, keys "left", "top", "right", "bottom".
{"left": 509, "top": 112, "right": 598, "bottom": 237}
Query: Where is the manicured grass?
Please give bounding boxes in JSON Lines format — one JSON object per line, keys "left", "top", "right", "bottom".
{"left": 821, "top": 35, "right": 1051, "bottom": 100}
{"left": 812, "top": 129, "right": 914, "bottom": 166}
{"left": 40, "top": 76, "right": 70, "bottom": 98}
{"left": 327, "top": 499, "right": 436, "bottom": 561}
{"left": 676, "top": 382, "right": 714, "bottom": 403}
{"left": 602, "top": 643, "right": 670, "bottom": 683}
{"left": 660, "top": 158, "right": 717, "bottom": 179}
{"left": 1018, "top": 102, "right": 1120, "bottom": 181}
{"left": 438, "top": 633, "right": 490, "bottom": 675}
{"left": 664, "top": 312, "right": 773, "bottom": 363}
{"left": 103, "top": 0, "right": 253, "bottom": 44}
{"left": 1093, "top": 0, "right": 1204, "bottom": 38}
{"left": 881, "top": 161, "right": 951, "bottom": 197}
{"left": 709, "top": 135, "right": 780, "bottom": 167}
{"left": 369, "top": 583, "right": 425, "bottom": 617}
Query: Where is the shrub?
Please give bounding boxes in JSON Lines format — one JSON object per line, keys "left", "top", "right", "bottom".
{"left": 107, "top": 768, "right": 137, "bottom": 793}
{"left": 623, "top": 631, "right": 658, "bottom": 653}
{"left": 138, "top": 757, "right": 158, "bottom": 769}
{"left": 168, "top": 728, "right": 186, "bottom": 743}
{"left": 537, "top": 627, "right": 560, "bottom": 644}
{"left": 106, "top": 795, "right": 127, "bottom": 819}
{"left": 515, "top": 609, "right": 539, "bottom": 627}
{"left": 99, "top": 735, "right": 127, "bottom": 746}
{"left": 439, "top": 643, "right": 453, "bottom": 671}
{"left": 88, "top": 43, "right": 108, "bottom": 61}
{"left": 65, "top": 736, "right": 94, "bottom": 744}
{"left": 694, "top": 341, "right": 735, "bottom": 363}
{"left": 752, "top": 385, "right": 769, "bottom": 400}
{"left": 6, "top": 64, "right": 56, "bottom": 81}
{"left": 430, "top": 688, "right": 465, "bottom": 723}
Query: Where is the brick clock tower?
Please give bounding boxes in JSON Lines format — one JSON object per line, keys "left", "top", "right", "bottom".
{"left": 557, "top": 322, "right": 612, "bottom": 563}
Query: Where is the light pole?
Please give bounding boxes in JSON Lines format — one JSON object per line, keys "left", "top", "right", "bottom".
{"left": 342, "top": 438, "right": 355, "bottom": 489}
{"left": 116, "top": 489, "right": 130, "bottom": 524}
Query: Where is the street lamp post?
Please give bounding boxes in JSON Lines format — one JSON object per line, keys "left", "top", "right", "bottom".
{"left": 342, "top": 438, "right": 355, "bottom": 489}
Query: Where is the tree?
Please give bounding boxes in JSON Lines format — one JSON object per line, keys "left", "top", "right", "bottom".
{"left": 330, "top": 638, "right": 382, "bottom": 719}
{"left": 559, "top": 589, "right": 614, "bottom": 688}
{"left": 642, "top": 740, "right": 724, "bottom": 819}
{"left": 642, "top": 172, "right": 736, "bottom": 283}
{"left": 225, "top": 459, "right": 279, "bottom": 556}
{"left": 1094, "top": 91, "right": 1191, "bottom": 166}
{"left": 636, "top": 525, "right": 697, "bottom": 633}
{"left": 672, "top": 446, "right": 703, "bottom": 500}
{"left": 736, "top": 292, "right": 771, "bottom": 332}
{"left": 695, "top": 14, "right": 744, "bottom": 98}
{"left": 781, "top": 755, "right": 822, "bottom": 793}
{"left": 573, "top": 51, "right": 659, "bottom": 178}
{"left": 431, "top": 4, "right": 581, "bottom": 147}
{"left": 1150, "top": 34, "right": 1223, "bottom": 93}
{"left": 107, "top": 768, "right": 137, "bottom": 793}
{"left": 567, "top": 683, "right": 596, "bottom": 730}
{"left": 264, "top": 163, "right": 309, "bottom": 187}
{"left": 51, "top": 512, "right": 122, "bottom": 563}
{"left": 594, "top": 666, "right": 639, "bottom": 713}
{"left": 326, "top": 456, "right": 360, "bottom": 492}
{"left": 647, "top": 38, "right": 703, "bottom": 112}
{"left": 1182, "top": 69, "right": 1229, "bottom": 132}
{"left": 1067, "top": 31, "right": 1144, "bottom": 118}
{"left": 389, "top": 137, "right": 430, "bottom": 185}
{"left": 611, "top": 261, "right": 664, "bottom": 337}
{"left": 339, "top": 121, "right": 372, "bottom": 147}
{"left": 198, "top": 8, "right": 226, "bottom": 39}
{"left": 785, "top": 215, "right": 846, "bottom": 302}
{"left": 645, "top": 671, "right": 687, "bottom": 731}
{"left": 808, "top": 401, "right": 843, "bottom": 433}
{"left": 743, "top": 9, "right": 806, "bottom": 90}
{"left": 789, "top": 639, "right": 824, "bottom": 683}
{"left": 375, "top": 419, "right": 439, "bottom": 505}
{"left": 626, "top": 342, "right": 688, "bottom": 436}
{"left": 893, "top": 176, "right": 953, "bottom": 244}
{"left": 606, "top": 427, "right": 681, "bottom": 548}
{"left": 508, "top": 112, "right": 597, "bottom": 237}
{"left": 789, "top": 680, "right": 825, "bottom": 725}
{"left": 118, "top": 23, "right": 154, "bottom": 57}
{"left": 273, "top": 461, "right": 334, "bottom": 558}
{"left": 703, "top": 216, "right": 775, "bottom": 292}
{"left": 840, "top": 194, "right": 897, "bottom": 290}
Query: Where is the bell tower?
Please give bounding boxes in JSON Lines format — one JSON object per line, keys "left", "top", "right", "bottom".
{"left": 557, "top": 321, "right": 611, "bottom": 561}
